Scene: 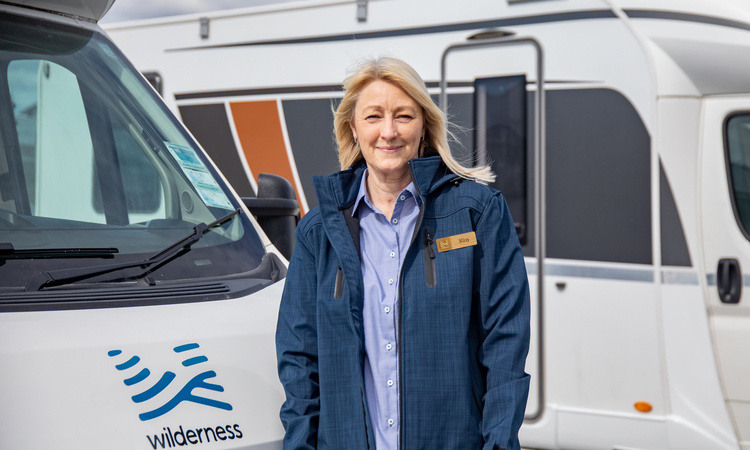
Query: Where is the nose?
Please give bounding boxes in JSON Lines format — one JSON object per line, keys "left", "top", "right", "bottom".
{"left": 380, "top": 117, "right": 398, "bottom": 140}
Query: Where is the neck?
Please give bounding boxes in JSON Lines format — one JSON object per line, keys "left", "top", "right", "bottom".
{"left": 365, "top": 168, "right": 412, "bottom": 220}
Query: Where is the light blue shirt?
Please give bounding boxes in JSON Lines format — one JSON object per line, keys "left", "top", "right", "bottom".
{"left": 352, "top": 170, "right": 421, "bottom": 449}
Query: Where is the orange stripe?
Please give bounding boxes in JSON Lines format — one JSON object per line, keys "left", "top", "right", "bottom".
{"left": 229, "top": 100, "right": 305, "bottom": 215}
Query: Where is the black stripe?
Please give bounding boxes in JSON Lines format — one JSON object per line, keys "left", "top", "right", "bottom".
{"left": 280, "top": 98, "right": 339, "bottom": 209}
{"left": 174, "top": 80, "right": 588, "bottom": 101}
{"left": 175, "top": 81, "right": 474, "bottom": 101}
{"left": 659, "top": 159, "right": 692, "bottom": 267}
{"left": 166, "top": 10, "right": 617, "bottom": 53}
{"left": 624, "top": 9, "right": 750, "bottom": 32}
{"left": 176, "top": 84, "right": 343, "bottom": 100}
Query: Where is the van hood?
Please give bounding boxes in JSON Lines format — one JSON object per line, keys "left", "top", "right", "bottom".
{"left": 4, "top": 0, "right": 116, "bottom": 22}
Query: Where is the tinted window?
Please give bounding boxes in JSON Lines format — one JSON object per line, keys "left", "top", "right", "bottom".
{"left": 726, "top": 114, "right": 750, "bottom": 237}
{"left": 0, "top": 12, "right": 269, "bottom": 292}
{"left": 474, "top": 75, "right": 527, "bottom": 243}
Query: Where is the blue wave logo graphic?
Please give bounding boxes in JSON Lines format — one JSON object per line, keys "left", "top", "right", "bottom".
{"left": 108, "top": 343, "right": 233, "bottom": 421}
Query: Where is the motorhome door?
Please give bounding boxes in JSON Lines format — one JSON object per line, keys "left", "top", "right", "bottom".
{"left": 701, "top": 95, "right": 750, "bottom": 446}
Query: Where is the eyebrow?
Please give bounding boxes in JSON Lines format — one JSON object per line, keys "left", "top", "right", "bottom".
{"left": 359, "top": 104, "right": 420, "bottom": 114}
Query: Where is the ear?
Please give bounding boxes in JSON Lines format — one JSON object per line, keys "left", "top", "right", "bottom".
{"left": 349, "top": 122, "right": 358, "bottom": 141}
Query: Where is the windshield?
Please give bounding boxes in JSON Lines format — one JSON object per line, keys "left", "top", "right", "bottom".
{"left": 0, "top": 12, "right": 267, "bottom": 291}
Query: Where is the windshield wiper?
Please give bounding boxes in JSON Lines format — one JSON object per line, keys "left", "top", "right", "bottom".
{"left": 0, "top": 244, "right": 118, "bottom": 260}
{"left": 24, "top": 209, "right": 242, "bottom": 292}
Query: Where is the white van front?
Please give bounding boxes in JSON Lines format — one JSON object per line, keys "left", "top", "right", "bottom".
{"left": 0, "top": 3, "right": 286, "bottom": 448}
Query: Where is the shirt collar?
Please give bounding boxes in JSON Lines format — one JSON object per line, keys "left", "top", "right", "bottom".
{"left": 352, "top": 169, "right": 421, "bottom": 217}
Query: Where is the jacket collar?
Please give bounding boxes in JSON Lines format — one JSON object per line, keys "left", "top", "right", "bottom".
{"left": 312, "top": 155, "right": 455, "bottom": 213}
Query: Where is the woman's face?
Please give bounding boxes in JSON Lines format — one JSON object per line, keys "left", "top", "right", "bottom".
{"left": 350, "top": 79, "right": 425, "bottom": 181}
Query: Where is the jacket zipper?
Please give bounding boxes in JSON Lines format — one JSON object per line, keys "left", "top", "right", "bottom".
{"left": 423, "top": 226, "right": 436, "bottom": 288}
{"left": 398, "top": 161, "right": 426, "bottom": 450}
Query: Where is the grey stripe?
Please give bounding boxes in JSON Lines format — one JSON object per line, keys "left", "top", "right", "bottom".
{"left": 546, "top": 264, "right": 653, "bottom": 282}
{"left": 706, "top": 274, "right": 750, "bottom": 286}
{"left": 661, "top": 270, "right": 699, "bottom": 285}
{"left": 528, "top": 261, "right": 701, "bottom": 285}
{"left": 624, "top": 9, "right": 750, "bottom": 33}
{"left": 166, "top": 10, "right": 617, "bottom": 53}
{"left": 237, "top": 440, "right": 282, "bottom": 450}
{"left": 524, "top": 261, "right": 653, "bottom": 282}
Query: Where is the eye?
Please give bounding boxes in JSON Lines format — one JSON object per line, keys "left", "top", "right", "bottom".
{"left": 365, "top": 114, "right": 381, "bottom": 121}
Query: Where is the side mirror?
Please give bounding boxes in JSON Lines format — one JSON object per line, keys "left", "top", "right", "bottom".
{"left": 242, "top": 173, "right": 300, "bottom": 260}
{"left": 142, "top": 71, "right": 163, "bottom": 96}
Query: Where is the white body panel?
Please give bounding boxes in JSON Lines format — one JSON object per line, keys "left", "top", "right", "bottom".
{"left": 0, "top": 281, "right": 285, "bottom": 449}
{"left": 0, "top": 0, "right": 736, "bottom": 448}
{"left": 1, "top": 2, "right": 288, "bottom": 449}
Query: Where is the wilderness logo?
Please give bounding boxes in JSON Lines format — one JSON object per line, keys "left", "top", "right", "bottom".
{"left": 108, "top": 343, "right": 243, "bottom": 448}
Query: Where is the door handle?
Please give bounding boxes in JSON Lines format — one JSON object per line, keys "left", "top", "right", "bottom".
{"left": 717, "top": 258, "right": 742, "bottom": 304}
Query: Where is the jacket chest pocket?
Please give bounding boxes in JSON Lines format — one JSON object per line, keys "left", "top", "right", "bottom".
{"left": 425, "top": 227, "right": 476, "bottom": 291}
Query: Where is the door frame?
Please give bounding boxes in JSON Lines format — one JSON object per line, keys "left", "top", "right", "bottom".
{"left": 439, "top": 36, "right": 546, "bottom": 421}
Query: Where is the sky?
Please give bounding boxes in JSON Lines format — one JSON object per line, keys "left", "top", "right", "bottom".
{"left": 102, "top": 0, "right": 298, "bottom": 23}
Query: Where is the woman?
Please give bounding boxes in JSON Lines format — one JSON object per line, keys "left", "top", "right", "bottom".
{"left": 276, "top": 57, "right": 530, "bottom": 449}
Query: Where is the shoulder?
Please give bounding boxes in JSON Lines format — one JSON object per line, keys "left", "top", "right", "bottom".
{"left": 456, "top": 179, "right": 500, "bottom": 204}
{"left": 295, "top": 206, "right": 324, "bottom": 244}
{"left": 429, "top": 178, "right": 502, "bottom": 218}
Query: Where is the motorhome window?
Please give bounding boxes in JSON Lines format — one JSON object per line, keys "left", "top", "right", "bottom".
{"left": 91, "top": 110, "right": 163, "bottom": 214}
{"left": 0, "top": 12, "right": 268, "bottom": 291}
{"left": 474, "top": 75, "right": 527, "bottom": 243}
{"left": 8, "top": 60, "right": 105, "bottom": 223}
{"left": 725, "top": 114, "right": 750, "bottom": 238}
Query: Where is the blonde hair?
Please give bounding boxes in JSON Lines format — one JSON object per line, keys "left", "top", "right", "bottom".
{"left": 333, "top": 56, "right": 495, "bottom": 184}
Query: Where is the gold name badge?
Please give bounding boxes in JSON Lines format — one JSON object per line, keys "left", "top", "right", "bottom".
{"left": 436, "top": 231, "right": 477, "bottom": 252}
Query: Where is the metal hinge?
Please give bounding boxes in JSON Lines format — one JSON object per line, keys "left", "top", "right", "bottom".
{"left": 357, "top": 0, "right": 367, "bottom": 22}
{"left": 199, "top": 17, "right": 209, "bottom": 39}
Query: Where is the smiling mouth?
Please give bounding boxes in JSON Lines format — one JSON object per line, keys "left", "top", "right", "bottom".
{"left": 378, "top": 145, "right": 403, "bottom": 152}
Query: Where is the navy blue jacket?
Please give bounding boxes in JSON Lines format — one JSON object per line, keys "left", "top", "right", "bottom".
{"left": 276, "top": 156, "right": 530, "bottom": 449}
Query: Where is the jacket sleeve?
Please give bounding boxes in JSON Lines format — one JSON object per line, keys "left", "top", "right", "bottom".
{"left": 474, "top": 192, "right": 531, "bottom": 450}
{"left": 276, "top": 228, "right": 320, "bottom": 449}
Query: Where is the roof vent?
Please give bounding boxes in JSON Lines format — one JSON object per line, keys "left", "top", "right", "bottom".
{"left": 467, "top": 29, "right": 516, "bottom": 40}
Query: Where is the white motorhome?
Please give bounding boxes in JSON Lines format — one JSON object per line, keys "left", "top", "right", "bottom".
{"left": 0, "top": 1, "right": 296, "bottom": 448}
{"left": 106, "top": 0, "right": 750, "bottom": 448}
